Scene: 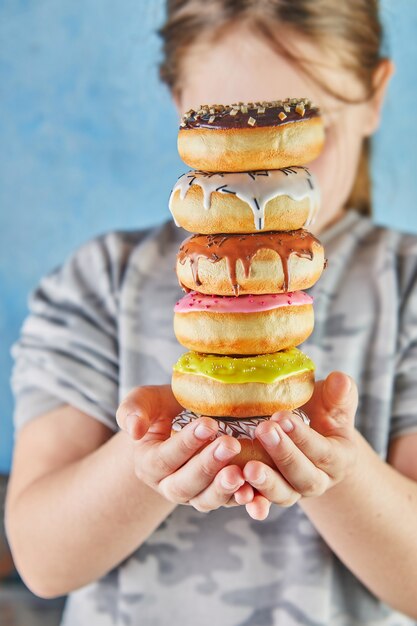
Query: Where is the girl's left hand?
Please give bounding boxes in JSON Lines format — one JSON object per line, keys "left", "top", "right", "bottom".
{"left": 243, "top": 371, "right": 359, "bottom": 520}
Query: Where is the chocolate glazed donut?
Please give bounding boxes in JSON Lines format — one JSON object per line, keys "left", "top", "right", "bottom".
{"left": 178, "top": 98, "right": 325, "bottom": 172}
{"left": 176, "top": 230, "right": 326, "bottom": 296}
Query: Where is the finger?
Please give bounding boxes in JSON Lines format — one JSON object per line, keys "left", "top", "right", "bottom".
{"left": 188, "top": 465, "right": 245, "bottom": 512}
{"left": 244, "top": 460, "right": 302, "bottom": 505}
{"left": 302, "top": 372, "right": 358, "bottom": 437}
{"left": 137, "top": 416, "right": 219, "bottom": 483}
{"left": 233, "top": 482, "right": 255, "bottom": 505}
{"left": 158, "top": 435, "right": 241, "bottom": 503}
{"left": 271, "top": 411, "right": 353, "bottom": 481}
{"left": 222, "top": 483, "right": 255, "bottom": 507}
{"left": 255, "top": 422, "right": 329, "bottom": 497}
{"left": 221, "top": 497, "right": 240, "bottom": 508}
{"left": 116, "top": 385, "right": 182, "bottom": 440}
{"left": 245, "top": 494, "right": 272, "bottom": 521}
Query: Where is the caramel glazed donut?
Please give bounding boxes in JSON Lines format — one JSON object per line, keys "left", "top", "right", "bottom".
{"left": 171, "top": 408, "right": 311, "bottom": 468}
{"left": 169, "top": 167, "right": 320, "bottom": 234}
{"left": 178, "top": 98, "right": 324, "bottom": 172}
{"left": 176, "top": 230, "right": 326, "bottom": 296}
{"left": 171, "top": 349, "right": 315, "bottom": 418}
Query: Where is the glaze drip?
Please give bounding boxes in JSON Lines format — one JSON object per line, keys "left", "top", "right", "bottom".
{"left": 177, "top": 230, "right": 320, "bottom": 295}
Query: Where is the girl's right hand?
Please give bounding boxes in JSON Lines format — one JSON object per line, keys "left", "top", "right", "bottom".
{"left": 116, "top": 385, "right": 254, "bottom": 512}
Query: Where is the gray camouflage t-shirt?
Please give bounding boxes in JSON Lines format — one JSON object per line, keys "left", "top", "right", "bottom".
{"left": 11, "top": 209, "right": 417, "bottom": 625}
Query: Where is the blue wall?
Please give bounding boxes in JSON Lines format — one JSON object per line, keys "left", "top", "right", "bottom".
{"left": 0, "top": 0, "right": 416, "bottom": 472}
{"left": 372, "top": 2, "right": 417, "bottom": 228}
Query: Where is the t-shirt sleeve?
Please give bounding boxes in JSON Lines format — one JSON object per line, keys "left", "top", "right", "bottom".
{"left": 390, "top": 238, "right": 417, "bottom": 440}
{"left": 11, "top": 235, "right": 122, "bottom": 434}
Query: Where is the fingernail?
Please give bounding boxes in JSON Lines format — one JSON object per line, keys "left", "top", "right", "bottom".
{"left": 280, "top": 419, "right": 294, "bottom": 433}
{"left": 271, "top": 410, "right": 291, "bottom": 422}
{"left": 221, "top": 475, "right": 243, "bottom": 490}
{"left": 259, "top": 426, "right": 281, "bottom": 447}
{"left": 326, "top": 372, "right": 352, "bottom": 400}
{"left": 126, "top": 414, "right": 137, "bottom": 436}
{"left": 252, "top": 471, "right": 266, "bottom": 485}
{"left": 194, "top": 422, "right": 216, "bottom": 440}
{"left": 214, "top": 441, "right": 238, "bottom": 461}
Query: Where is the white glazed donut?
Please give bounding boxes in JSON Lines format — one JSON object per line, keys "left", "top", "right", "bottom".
{"left": 169, "top": 167, "right": 320, "bottom": 234}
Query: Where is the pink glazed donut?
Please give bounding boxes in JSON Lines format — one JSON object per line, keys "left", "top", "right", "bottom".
{"left": 173, "top": 290, "right": 314, "bottom": 355}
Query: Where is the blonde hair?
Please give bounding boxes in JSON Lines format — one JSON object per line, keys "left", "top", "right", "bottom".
{"left": 159, "top": 0, "right": 383, "bottom": 215}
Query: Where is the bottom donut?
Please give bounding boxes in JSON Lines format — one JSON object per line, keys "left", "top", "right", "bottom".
{"left": 171, "top": 409, "right": 311, "bottom": 468}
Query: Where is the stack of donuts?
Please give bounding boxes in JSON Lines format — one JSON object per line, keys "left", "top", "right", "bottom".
{"left": 170, "top": 98, "right": 326, "bottom": 466}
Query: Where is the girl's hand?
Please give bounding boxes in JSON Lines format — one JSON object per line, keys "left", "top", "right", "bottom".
{"left": 116, "top": 385, "right": 254, "bottom": 512}
{"left": 243, "top": 371, "right": 359, "bottom": 520}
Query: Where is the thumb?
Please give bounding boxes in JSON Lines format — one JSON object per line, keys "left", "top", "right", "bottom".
{"left": 116, "top": 385, "right": 182, "bottom": 440}
{"left": 302, "top": 371, "right": 358, "bottom": 437}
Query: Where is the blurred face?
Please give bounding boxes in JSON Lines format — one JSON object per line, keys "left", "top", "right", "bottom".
{"left": 174, "top": 22, "right": 391, "bottom": 235}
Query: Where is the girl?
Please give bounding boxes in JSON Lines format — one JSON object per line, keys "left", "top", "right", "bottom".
{"left": 5, "top": 1, "right": 417, "bottom": 624}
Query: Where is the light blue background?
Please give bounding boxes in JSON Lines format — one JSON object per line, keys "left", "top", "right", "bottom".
{"left": 0, "top": 1, "right": 416, "bottom": 472}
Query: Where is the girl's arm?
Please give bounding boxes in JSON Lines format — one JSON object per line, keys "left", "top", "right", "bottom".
{"left": 5, "top": 387, "right": 252, "bottom": 599}
{"left": 5, "top": 405, "right": 175, "bottom": 598}
{"left": 300, "top": 429, "right": 417, "bottom": 619}
{"left": 244, "top": 372, "right": 417, "bottom": 619}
